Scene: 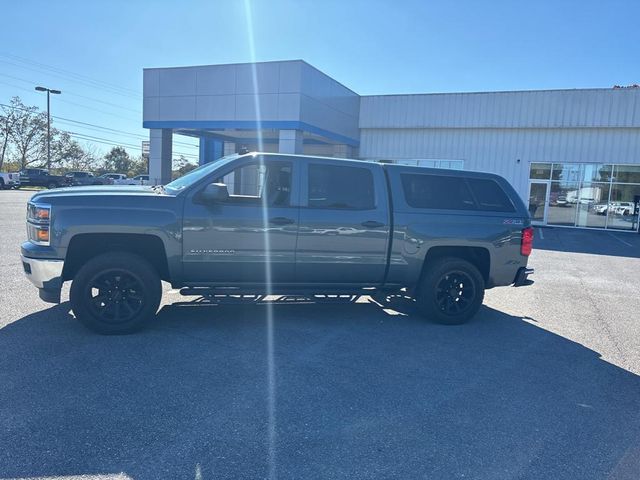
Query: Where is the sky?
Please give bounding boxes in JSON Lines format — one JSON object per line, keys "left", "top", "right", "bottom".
{"left": 1, "top": 0, "right": 639, "bottom": 164}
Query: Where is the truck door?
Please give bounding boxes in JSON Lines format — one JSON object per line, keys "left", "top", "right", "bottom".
{"left": 182, "top": 156, "right": 300, "bottom": 284}
{"left": 295, "top": 160, "right": 390, "bottom": 284}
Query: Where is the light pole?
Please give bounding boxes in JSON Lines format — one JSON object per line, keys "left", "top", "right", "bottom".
{"left": 35, "top": 86, "right": 61, "bottom": 170}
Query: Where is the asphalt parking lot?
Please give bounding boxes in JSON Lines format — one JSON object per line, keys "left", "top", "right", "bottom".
{"left": 1, "top": 189, "right": 640, "bottom": 480}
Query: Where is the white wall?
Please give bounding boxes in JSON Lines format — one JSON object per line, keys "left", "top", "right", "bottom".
{"left": 360, "top": 127, "right": 640, "bottom": 202}
{"left": 359, "top": 89, "right": 640, "bottom": 200}
{"left": 360, "top": 89, "right": 640, "bottom": 129}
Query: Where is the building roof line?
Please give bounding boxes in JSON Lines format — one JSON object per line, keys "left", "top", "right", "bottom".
{"left": 361, "top": 87, "right": 640, "bottom": 97}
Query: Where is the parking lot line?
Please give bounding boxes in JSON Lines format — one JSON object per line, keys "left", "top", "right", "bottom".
{"left": 607, "top": 232, "right": 633, "bottom": 247}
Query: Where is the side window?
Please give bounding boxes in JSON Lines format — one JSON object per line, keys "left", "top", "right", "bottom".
{"left": 466, "top": 178, "right": 515, "bottom": 212}
{"left": 215, "top": 161, "right": 292, "bottom": 206}
{"left": 308, "top": 164, "right": 375, "bottom": 209}
{"left": 401, "top": 174, "right": 475, "bottom": 210}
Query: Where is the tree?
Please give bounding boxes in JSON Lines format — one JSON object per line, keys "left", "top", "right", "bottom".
{"left": 52, "top": 133, "right": 99, "bottom": 172}
{"left": 172, "top": 155, "right": 197, "bottom": 179}
{"left": 0, "top": 101, "right": 18, "bottom": 172}
{"left": 103, "top": 146, "right": 133, "bottom": 173}
{"left": 128, "top": 155, "right": 148, "bottom": 176}
{"left": 5, "top": 97, "right": 48, "bottom": 170}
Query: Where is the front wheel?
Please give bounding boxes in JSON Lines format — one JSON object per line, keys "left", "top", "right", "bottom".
{"left": 415, "top": 257, "right": 485, "bottom": 325}
{"left": 47, "top": 182, "right": 59, "bottom": 189}
{"left": 70, "top": 252, "right": 162, "bottom": 334}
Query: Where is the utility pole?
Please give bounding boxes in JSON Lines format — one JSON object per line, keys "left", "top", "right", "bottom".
{"left": 35, "top": 86, "right": 61, "bottom": 170}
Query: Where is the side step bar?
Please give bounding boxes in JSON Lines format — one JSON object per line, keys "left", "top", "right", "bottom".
{"left": 179, "top": 286, "right": 402, "bottom": 297}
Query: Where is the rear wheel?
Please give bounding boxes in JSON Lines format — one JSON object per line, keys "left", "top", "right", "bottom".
{"left": 415, "top": 257, "right": 485, "bottom": 325}
{"left": 70, "top": 252, "right": 162, "bottom": 334}
{"left": 47, "top": 181, "right": 58, "bottom": 189}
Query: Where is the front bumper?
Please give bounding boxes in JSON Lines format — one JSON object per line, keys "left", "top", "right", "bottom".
{"left": 21, "top": 255, "right": 64, "bottom": 302}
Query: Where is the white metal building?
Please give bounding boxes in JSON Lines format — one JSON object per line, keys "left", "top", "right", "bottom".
{"left": 143, "top": 60, "right": 640, "bottom": 232}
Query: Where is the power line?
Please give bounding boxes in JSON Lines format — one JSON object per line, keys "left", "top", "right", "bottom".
{"left": 0, "top": 53, "right": 141, "bottom": 98}
{"left": 0, "top": 79, "right": 38, "bottom": 95}
{"left": 68, "top": 131, "right": 199, "bottom": 159}
{"left": 0, "top": 79, "right": 140, "bottom": 123}
{"left": 0, "top": 101, "right": 199, "bottom": 153}
{"left": 0, "top": 72, "right": 141, "bottom": 114}
{"left": 55, "top": 97, "right": 141, "bottom": 122}
{"left": 0, "top": 58, "right": 141, "bottom": 100}
{"left": 52, "top": 117, "right": 199, "bottom": 148}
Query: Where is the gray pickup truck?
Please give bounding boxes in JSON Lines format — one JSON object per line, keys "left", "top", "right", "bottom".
{"left": 21, "top": 152, "right": 533, "bottom": 334}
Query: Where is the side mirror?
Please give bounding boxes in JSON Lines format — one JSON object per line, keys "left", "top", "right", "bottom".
{"left": 200, "top": 182, "right": 229, "bottom": 203}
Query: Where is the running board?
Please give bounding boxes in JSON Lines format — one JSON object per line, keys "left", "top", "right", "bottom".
{"left": 179, "top": 286, "right": 402, "bottom": 297}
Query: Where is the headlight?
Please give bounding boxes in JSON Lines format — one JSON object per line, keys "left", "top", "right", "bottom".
{"left": 27, "top": 202, "right": 51, "bottom": 246}
{"left": 27, "top": 203, "right": 51, "bottom": 223}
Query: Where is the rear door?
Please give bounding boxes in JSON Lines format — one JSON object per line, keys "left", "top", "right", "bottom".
{"left": 295, "top": 159, "right": 390, "bottom": 284}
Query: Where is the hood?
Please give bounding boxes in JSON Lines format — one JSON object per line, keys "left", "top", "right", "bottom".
{"left": 30, "top": 185, "right": 170, "bottom": 202}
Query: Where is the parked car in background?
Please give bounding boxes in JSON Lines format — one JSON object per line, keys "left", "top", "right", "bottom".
{"left": 65, "top": 171, "right": 113, "bottom": 186}
{"left": 132, "top": 174, "right": 150, "bottom": 185}
{"left": 592, "top": 203, "right": 611, "bottom": 215}
{"left": 614, "top": 202, "right": 635, "bottom": 216}
{"left": 99, "top": 173, "right": 137, "bottom": 185}
{"left": 18, "top": 168, "right": 66, "bottom": 189}
{"left": 0, "top": 172, "right": 20, "bottom": 189}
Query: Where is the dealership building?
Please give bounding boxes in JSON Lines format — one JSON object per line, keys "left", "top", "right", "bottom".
{"left": 143, "top": 60, "right": 640, "bottom": 231}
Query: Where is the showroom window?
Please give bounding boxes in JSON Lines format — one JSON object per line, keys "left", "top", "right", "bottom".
{"left": 380, "top": 159, "right": 465, "bottom": 170}
{"left": 528, "top": 162, "right": 640, "bottom": 231}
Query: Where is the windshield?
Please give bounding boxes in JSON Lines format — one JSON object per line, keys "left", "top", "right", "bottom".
{"left": 164, "top": 154, "right": 241, "bottom": 193}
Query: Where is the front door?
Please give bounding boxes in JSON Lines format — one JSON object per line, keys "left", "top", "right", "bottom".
{"left": 182, "top": 157, "right": 299, "bottom": 284}
{"left": 528, "top": 181, "right": 549, "bottom": 225}
{"left": 295, "top": 160, "right": 390, "bottom": 284}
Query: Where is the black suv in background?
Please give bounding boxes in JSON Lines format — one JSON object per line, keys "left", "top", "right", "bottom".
{"left": 18, "top": 168, "right": 67, "bottom": 189}
{"left": 65, "top": 171, "right": 113, "bottom": 186}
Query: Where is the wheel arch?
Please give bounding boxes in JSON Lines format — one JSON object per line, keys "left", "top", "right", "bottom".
{"left": 63, "top": 233, "right": 170, "bottom": 282}
{"left": 418, "top": 245, "right": 491, "bottom": 287}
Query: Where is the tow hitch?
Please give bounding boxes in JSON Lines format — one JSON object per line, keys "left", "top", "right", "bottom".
{"left": 514, "top": 267, "right": 534, "bottom": 287}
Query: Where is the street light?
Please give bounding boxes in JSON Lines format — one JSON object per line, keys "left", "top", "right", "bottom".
{"left": 35, "top": 86, "right": 61, "bottom": 170}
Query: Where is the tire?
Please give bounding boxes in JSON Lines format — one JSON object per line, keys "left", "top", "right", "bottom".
{"left": 415, "top": 257, "right": 485, "bottom": 325}
{"left": 47, "top": 182, "right": 58, "bottom": 189}
{"left": 70, "top": 252, "right": 162, "bottom": 334}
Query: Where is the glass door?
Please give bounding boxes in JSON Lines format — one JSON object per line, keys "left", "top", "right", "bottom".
{"left": 528, "top": 181, "right": 549, "bottom": 225}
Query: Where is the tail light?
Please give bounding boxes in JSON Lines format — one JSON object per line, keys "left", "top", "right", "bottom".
{"left": 521, "top": 227, "right": 534, "bottom": 256}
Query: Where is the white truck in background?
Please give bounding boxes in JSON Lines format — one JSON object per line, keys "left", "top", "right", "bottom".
{"left": 99, "top": 173, "right": 151, "bottom": 186}
{"left": 0, "top": 172, "right": 20, "bottom": 189}
{"left": 566, "top": 186, "right": 603, "bottom": 205}
{"left": 98, "top": 173, "right": 138, "bottom": 185}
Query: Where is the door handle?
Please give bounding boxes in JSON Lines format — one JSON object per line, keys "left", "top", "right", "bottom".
{"left": 361, "top": 220, "right": 385, "bottom": 228}
{"left": 269, "top": 217, "right": 295, "bottom": 225}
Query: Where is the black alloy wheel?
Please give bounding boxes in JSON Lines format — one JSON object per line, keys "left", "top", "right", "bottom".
{"left": 415, "top": 257, "right": 485, "bottom": 325}
{"left": 70, "top": 252, "right": 161, "bottom": 334}
{"left": 85, "top": 269, "right": 146, "bottom": 324}
{"left": 434, "top": 270, "right": 477, "bottom": 316}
